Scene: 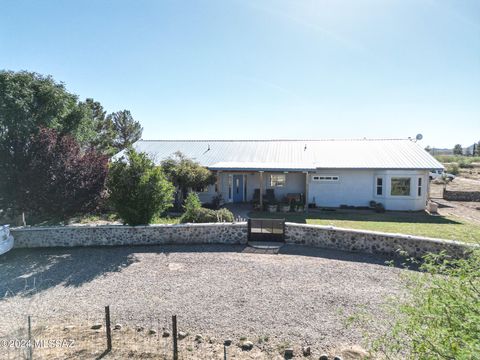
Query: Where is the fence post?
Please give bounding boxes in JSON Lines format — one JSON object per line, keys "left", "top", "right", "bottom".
{"left": 172, "top": 315, "right": 178, "bottom": 360}
{"left": 27, "top": 315, "right": 32, "bottom": 360}
{"left": 105, "top": 306, "right": 112, "bottom": 351}
{"left": 224, "top": 344, "right": 227, "bottom": 360}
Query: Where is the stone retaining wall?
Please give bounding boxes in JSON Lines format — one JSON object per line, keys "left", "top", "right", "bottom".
{"left": 443, "top": 189, "right": 480, "bottom": 202}
{"left": 11, "top": 223, "right": 248, "bottom": 248}
{"left": 10, "top": 222, "right": 478, "bottom": 258}
{"left": 285, "top": 223, "right": 478, "bottom": 258}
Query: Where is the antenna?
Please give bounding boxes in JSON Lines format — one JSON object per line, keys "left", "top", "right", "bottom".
{"left": 415, "top": 134, "right": 423, "bottom": 142}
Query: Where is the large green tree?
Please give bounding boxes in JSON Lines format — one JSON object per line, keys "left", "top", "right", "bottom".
{"left": 0, "top": 71, "right": 91, "bottom": 214}
{"left": 453, "top": 144, "right": 463, "bottom": 155}
{"left": 108, "top": 110, "right": 143, "bottom": 152}
{"left": 161, "top": 151, "right": 216, "bottom": 207}
{"left": 0, "top": 70, "right": 142, "bottom": 216}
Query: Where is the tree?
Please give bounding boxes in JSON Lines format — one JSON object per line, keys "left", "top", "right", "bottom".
{"left": 0, "top": 70, "right": 93, "bottom": 214}
{"left": 453, "top": 144, "right": 463, "bottom": 155}
{"left": 474, "top": 141, "right": 480, "bottom": 156}
{"left": 20, "top": 128, "right": 108, "bottom": 220}
{"left": 161, "top": 152, "right": 216, "bottom": 208}
{"left": 107, "top": 149, "right": 174, "bottom": 225}
{"left": 79, "top": 98, "right": 116, "bottom": 155}
{"left": 108, "top": 110, "right": 143, "bottom": 152}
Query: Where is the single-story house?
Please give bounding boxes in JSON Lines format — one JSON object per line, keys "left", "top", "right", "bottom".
{"left": 131, "top": 138, "right": 443, "bottom": 211}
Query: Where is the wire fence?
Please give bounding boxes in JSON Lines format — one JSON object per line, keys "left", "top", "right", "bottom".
{"left": 0, "top": 306, "right": 240, "bottom": 360}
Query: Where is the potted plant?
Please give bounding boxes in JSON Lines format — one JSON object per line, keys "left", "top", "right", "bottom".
{"left": 252, "top": 201, "right": 262, "bottom": 211}
{"left": 267, "top": 202, "right": 278, "bottom": 213}
{"left": 295, "top": 202, "right": 305, "bottom": 212}
{"left": 279, "top": 202, "right": 290, "bottom": 213}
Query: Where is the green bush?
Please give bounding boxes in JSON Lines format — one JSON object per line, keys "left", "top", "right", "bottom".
{"left": 446, "top": 163, "right": 460, "bottom": 175}
{"left": 215, "top": 208, "right": 235, "bottom": 222}
{"left": 180, "top": 193, "right": 234, "bottom": 223}
{"left": 458, "top": 160, "right": 474, "bottom": 169}
{"left": 370, "top": 251, "right": 480, "bottom": 359}
{"left": 107, "top": 149, "right": 175, "bottom": 225}
{"left": 435, "top": 155, "right": 480, "bottom": 164}
{"left": 180, "top": 193, "right": 202, "bottom": 223}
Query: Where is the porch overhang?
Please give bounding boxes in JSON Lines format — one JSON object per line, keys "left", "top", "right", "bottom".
{"left": 208, "top": 161, "right": 315, "bottom": 172}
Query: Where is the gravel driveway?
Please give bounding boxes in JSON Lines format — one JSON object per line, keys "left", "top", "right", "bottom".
{"left": 0, "top": 244, "right": 408, "bottom": 356}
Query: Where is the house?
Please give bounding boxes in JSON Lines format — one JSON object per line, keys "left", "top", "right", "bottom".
{"left": 131, "top": 138, "right": 444, "bottom": 211}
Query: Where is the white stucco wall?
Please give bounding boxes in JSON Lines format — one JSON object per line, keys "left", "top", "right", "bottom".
{"left": 307, "top": 169, "right": 428, "bottom": 211}
{"left": 200, "top": 169, "right": 428, "bottom": 211}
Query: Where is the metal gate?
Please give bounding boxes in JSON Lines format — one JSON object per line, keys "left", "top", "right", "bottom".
{"left": 247, "top": 218, "right": 285, "bottom": 242}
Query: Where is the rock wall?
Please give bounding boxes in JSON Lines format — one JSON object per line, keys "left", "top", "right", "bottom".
{"left": 285, "top": 223, "right": 478, "bottom": 258}
{"left": 11, "top": 222, "right": 477, "bottom": 259}
{"left": 11, "top": 223, "right": 248, "bottom": 248}
{"left": 443, "top": 189, "right": 480, "bottom": 202}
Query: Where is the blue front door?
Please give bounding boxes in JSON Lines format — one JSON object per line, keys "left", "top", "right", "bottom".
{"left": 233, "top": 175, "right": 244, "bottom": 202}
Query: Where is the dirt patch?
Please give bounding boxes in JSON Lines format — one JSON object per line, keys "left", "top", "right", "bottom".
{"left": 0, "top": 245, "right": 408, "bottom": 359}
{"left": 430, "top": 177, "right": 480, "bottom": 224}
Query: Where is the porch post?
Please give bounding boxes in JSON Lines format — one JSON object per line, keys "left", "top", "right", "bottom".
{"left": 304, "top": 171, "right": 309, "bottom": 213}
{"left": 259, "top": 171, "right": 264, "bottom": 209}
{"left": 216, "top": 171, "right": 222, "bottom": 195}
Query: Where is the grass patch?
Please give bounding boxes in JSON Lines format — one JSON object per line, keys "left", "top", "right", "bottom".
{"left": 151, "top": 214, "right": 181, "bottom": 224}
{"left": 249, "top": 210, "right": 480, "bottom": 244}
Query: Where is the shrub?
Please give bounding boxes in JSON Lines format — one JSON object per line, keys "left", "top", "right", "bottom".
{"left": 369, "top": 250, "right": 480, "bottom": 359}
{"left": 180, "top": 194, "right": 234, "bottom": 223}
{"left": 458, "top": 160, "right": 474, "bottom": 169}
{"left": 107, "top": 149, "right": 174, "bottom": 225}
{"left": 446, "top": 163, "right": 459, "bottom": 175}
{"left": 215, "top": 208, "right": 234, "bottom": 222}
{"left": 180, "top": 192, "right": 202, "bottom": 223}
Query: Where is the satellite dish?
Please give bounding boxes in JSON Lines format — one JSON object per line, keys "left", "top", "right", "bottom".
{"left": 416, "top": 134, "right": 423, "bottom": 141}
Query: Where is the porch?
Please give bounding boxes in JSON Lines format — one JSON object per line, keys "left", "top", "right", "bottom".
{"left": 215, "top": 171, "right": 309, "bottom": 209}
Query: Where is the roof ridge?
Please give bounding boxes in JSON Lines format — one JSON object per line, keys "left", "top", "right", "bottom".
{"left": 138, "top": 138, "right": 412, "bottom": 142}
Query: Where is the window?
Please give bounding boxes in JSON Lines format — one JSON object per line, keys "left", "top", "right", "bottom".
{"left": 391, "top": 177, "right": 411, "bottom": 196}
{"left": 228, "top": 176, "right": 232, "bottom": 200}
{"left": 195, "top": 185, "right": 209, "bottom": 193}
{"left": 376, "top": 177, "right": 383, "bottom": 196}
{"left": 312, "top": 175, "right": 339, "bottom": 182}
{"left": 418, "top": 177, "right": 422, "bottom": 196}
{"left": 270, "top": 174, "right": 286, "bottom": 187}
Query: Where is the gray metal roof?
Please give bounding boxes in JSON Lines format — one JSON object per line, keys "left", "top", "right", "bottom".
{"left": 130, "top": 139, "right": 444, "bottom": 171}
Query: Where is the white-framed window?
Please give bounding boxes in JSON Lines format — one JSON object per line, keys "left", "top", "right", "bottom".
{"left": 312, "top": 175, "right": 339, "bottom": 182}
{"left": 391, "top": 177, "right": 411, "bottom": 196}
{"left": 417, "top": 177, "right": 423, "bottom": 197}
{"left": 376, "top": 177, "right": 383, "bottom": 196}
{"left": 270, "top": 174, "right": 286, "bottom": 187}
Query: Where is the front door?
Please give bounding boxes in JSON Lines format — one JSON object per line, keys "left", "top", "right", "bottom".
{"left": 233, "top": 175, "right": 244, "bottom": 202}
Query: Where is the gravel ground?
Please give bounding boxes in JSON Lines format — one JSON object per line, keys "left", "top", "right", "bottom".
{"left": 0, "top": 244, "right": 409, "bottom": 356}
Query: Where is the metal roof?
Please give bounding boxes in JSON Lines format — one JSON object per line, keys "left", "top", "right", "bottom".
{"left": 129, "top": 139, "right": 444, "bottom": 171}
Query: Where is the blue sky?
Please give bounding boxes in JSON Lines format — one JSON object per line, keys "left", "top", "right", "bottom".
{"left": 1, "top": 0, "right": 479, "bottom": 148}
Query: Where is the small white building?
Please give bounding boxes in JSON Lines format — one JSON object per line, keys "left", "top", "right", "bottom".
{"left": 132, "top": 139, "right": 443, "bottom": 211}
